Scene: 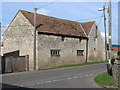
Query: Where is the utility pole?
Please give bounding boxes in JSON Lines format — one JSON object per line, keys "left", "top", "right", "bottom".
{"left": 108, "top": 0, "right": 112, "bottom": 64}
{"left": 98, "top": 6, "right": 108, "bottom": 61}
{"left": 34, "top": 8, "right": 37, "bottom": 70}
{"left": 103, "top": 6, "right": 108, "bottom": 61}
{"left": 0, "top": 22, "right": 1, "bottom": 74}
{"left": 0, "top": 22, "right": 2, "bottom": 41}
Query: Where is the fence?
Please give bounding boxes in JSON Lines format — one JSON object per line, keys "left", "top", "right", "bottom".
{"left": 112, "top": 60, "right": 120, "bottom": 88}
{"left": 1, "top": 50, "right": 29, "bottom": 74}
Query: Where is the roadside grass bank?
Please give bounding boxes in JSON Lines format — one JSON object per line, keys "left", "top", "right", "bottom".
{"left": 94, "top": 72, "right": 119, "bottom": 89}
{"left": 39, "top": 61, "right": 107, "bottom": 71}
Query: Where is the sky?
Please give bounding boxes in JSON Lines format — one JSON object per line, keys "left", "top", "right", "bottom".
{"left": 0, "top": 1, "right": 119, "bottom": 44}
{"left": 118, "top": 2, "right": 120, "bottom": 45}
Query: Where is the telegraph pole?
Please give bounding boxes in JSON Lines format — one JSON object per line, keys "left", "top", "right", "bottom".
{"left": 103, "top": 6, "right": 108, "bottom": 61}
{"left": 34, "top": 8, "right": 37, "bottom": 70}
{"left": 108, "top": 0, "right": 112, "bottom": 64}
{"left": 0, "top": 22, "right": 1, "bottom": 74}
{"left": 0, "top": 22, "right": 2, "bottom": 41}
{"left": 98, "top": 6, "right": 108, "bottom": 61}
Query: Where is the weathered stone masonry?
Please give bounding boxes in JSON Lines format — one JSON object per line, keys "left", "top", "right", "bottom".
{"left": 3, "top": 12, "right": 34, "bottom": 70}
{"left": 3, "top": 10, "right": 105, "bottom": 71}
{"left": 88, "top": 24, "right": 105, "bottom": 62}
{"left": 112, "top": 60, "right": 120, "bottom": 88}
{"left": 37, "top": 34, "right": 87, "bottom": 69}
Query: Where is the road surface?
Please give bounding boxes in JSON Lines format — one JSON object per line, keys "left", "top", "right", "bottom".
{"left": 2, "top": 63, "right": 107, "bottom": 89}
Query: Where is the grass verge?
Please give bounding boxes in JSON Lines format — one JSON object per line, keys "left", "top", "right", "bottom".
{"left": 40, "top": 61, "right": 107, "bottom": 70}
{"left": 94, "top": 72, "right": 119, "bottom": 89}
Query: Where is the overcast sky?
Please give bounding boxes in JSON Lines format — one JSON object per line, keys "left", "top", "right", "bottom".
{"left": 0, "top": 1, "right": 118, "bottom": 44}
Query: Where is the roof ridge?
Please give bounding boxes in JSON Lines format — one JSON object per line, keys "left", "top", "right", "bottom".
{"left": 19, "top": 10, "right": 96, "bottom": 38}
{"left": 20, "top": 10, "right": 96, "bottom": 24}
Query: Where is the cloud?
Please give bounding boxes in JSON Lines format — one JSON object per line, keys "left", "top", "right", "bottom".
{"left": 37, "top": 9, "right": 50, "bottom": 15}
{"left": 101, "top": 32, "right": 108, "bottom": 38}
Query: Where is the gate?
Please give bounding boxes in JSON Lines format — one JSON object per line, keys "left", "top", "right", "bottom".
{"left": 1, "top": 50, "right": 29, "bottom": 74}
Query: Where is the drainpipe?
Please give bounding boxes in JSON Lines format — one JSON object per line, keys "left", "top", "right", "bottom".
{"left": 34, "top": 8, "right": 37, "bottom": 70}
{"left": 86, "top": 38, "right": 89, "bottom": 63}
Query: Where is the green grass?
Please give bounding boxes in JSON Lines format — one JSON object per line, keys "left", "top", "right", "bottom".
{"left": 94, "top": 72, "right": 116, "bottom": 88}
{"left": 39, "top": 61, "right": 107, "bottom": 70}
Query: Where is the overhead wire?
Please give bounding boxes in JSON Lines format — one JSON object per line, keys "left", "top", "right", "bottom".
{"left": 2, "top": 1, "right": 108, "bottom": 32}
{"left": 37, "top": 0, "right": 58, "bottom": 9}
{"left": 97, "top": 0, "right": 107, "bottom": 27}
{"left": 75, "top": 15, "right": 103, "bottom": 22}
{"left": 2, "top": 0, "right": 58, "bottom": 25}
{"left": 97, "top": 13, "right": 104, "bottom": 26}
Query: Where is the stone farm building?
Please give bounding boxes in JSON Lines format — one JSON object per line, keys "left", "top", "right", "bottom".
{"left": 3, "top": 10, "right": 105, "bottom": 71}
{"left": 111, "top": 45, "right": 120, "bottom": 58}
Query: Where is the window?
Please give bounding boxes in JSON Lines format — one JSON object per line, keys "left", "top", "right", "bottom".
{"left": 51, "top": 49, "right": 60, "bottom": 57}
{"left": 79, "top": 38, "right": 82, "bottom": 42}
{"left": 61, "top": 36, "right": 65, "bottom": 41}
{"left": 94, "top": 48, "right": 96, "bottom": 51}
{"left": 77, "top": 50, "right": 84, "bottom": 56}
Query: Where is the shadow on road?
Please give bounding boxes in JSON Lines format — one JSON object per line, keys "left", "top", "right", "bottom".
{"left": 1, "top": 83, "right": 36, "bottom": 90}
{"left": 1, "top": 83, "right": 110, "bottom": 90}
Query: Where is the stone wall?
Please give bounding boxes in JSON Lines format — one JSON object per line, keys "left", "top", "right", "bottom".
{"left": 3, "top": 11, "right": 34, "bottom": 70}
{"left": 37, "top": 34, "right": 87, "bottom": 69}
{"left": 88, "top": 23, "right": 105, "bottom": 61}
{"left": 111, "top": 50, "right": 118, "bottom": 58}
{"left": 112, "top": 60, "right": 120, "bottom": 88}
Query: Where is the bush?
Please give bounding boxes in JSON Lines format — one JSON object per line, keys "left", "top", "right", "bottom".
{"left": 118, "top": 51, "right": 120, "bottom": 57}
{"left": 111, "top": 56, "right": 115, "bottom": 65}
{"left": 116, "top": 51, "right": 120, "bottom": 60}
{"left": 116, "top": 57, "right": 120, "bottom": 60}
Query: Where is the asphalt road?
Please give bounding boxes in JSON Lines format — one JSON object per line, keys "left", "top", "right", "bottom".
{"left": 2, "top": 63, "right": 107, "bottom": 89}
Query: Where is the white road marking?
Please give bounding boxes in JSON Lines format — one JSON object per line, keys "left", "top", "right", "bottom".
{"left": 13, "top": 74, "right": 95, "bottom": 87}
{"left": 13, "top": 84, "right": 18, "bottom": 86}
{"left": 86, "top": 75, "right": 89, "bottom": 76}
{"left": 73, "top": 77, "right": 78, "bottom": 79}
{"left": 26, "top": 83, "right": 37, "bottom": 86}
{"left": 53, "top": 80, "right": 59, "bottom": 82}
{"left": 67, "top": 78, "right": 72, "bottom": 79}
{"left": 20, "top": 85, "right": 23, "bottom": 87}
{"left": 26, "top": 84, "right": 31, "bottom": 86}
{"left": 30, "top": 84, "right": 35, "bottom": 86}
{"left": 46, "top": 81, "right": 52, "bottom": 83}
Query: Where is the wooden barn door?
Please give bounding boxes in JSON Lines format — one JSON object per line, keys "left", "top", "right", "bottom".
{"left": 12, "top": 56, "right": 27, "bottom": 72}
{"left": 5, "top": 56, "right": 28, "bottom": 73}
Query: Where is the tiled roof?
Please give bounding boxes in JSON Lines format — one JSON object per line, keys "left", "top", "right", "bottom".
{"left": 81, "top": 22, "right": 95, "bottom": 35}
{"left": 20, "top": 10, "right": 95, "bottom": 37}
{"left": 112, "top": 47, "right": 120, "bottom": 50}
